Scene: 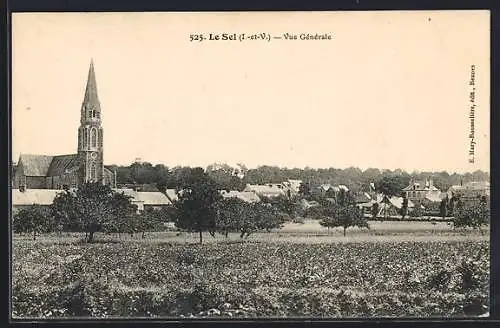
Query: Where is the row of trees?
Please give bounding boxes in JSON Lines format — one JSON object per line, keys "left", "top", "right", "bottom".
{"left": 12, "top": 184, "right": 175, "bottom": 242}
{"left": 13, "top": 168, "right": 490, "bottom": 243}
{"left": 108, "top": 162, "right": 489, "bottom": 194}
{"left": 12, "top": 169, "right": 286, "bottom": 244}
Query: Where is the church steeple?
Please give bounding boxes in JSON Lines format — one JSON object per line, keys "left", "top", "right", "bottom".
{"left": 77, "top": 59, "right": 104, "bottom": 184}
{"left": 80, "top": 59, "right": 101, "bottom": 124}
{"left": 84, "top": 59, "right": 100, "bottom": 105}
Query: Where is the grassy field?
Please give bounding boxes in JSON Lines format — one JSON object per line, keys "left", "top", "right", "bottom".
{"left": 11, "top": 220, "right": 490, "bottom": 319}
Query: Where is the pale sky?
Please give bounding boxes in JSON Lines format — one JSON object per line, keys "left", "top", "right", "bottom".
{"left": 12, "top": 11, "right": 490, "bottom": 173}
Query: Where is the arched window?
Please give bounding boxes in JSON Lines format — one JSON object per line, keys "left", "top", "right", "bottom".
{"left": 90, "top": 128, "right": 97, "bottom": 149}
{"left": 83, "top": 128, "right": 88, "bottom": 149}
{"left": 90, "top": 163, "right": 97, "bottom": 182}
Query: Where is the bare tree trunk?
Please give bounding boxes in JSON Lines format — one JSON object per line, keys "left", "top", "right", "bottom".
{"left": 33, "top": 230, "right": 36, "bottom": 240}
{"left": 142, "top": 231, "right": 145, "bottom": 239}
{"left": 343, "top": 226, "right": 347, "bottom": 237}
{"left": 199, "top": 230, "right": 203, "bottom": 244}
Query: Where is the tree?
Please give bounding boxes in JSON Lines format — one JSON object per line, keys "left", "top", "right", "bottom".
{"left": 298, "top": 182, "right": 312, "bottom": 199}
{"left": 371, "top": 202, "right": 380, "bottom": 219}
{"left": 320, "top": 203, "right": 369, "bottom": 236}
{"left": 375, "top": 175, "right": 409, "bottom": 197}
{"left": 273, "top": 194, "right": 299, "bottom": 220}
{"left": 215, "top": 197, "right": 244, "bottom": 237}
{"left": 174, "top": 168, "right": 222, "bottom": 244}
{"left": 107, "top": 192, "right": 139, "bottom": 236}
{"left": 401, "top": 196, "right": 409, "bottom": 219}
{"left": 13, "top": 205, "right": 53, "bottom": 239}
{"left": 439, "top": 198, "right": 448, "bottom": 219}
{"left": 319, "top": 193, "right": 369, "bottom": 236}
{"left": 51, "top": 183, "right": 137, "bottom": 243}
{"left": 453, "top": 202, "right": 490, "bottom": 231}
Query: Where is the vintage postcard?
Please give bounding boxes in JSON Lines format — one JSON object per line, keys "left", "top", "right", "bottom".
{"left": 11, "top": 11, "right": 490, "bottom": 319}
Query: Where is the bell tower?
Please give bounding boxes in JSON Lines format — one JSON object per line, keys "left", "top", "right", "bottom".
{"left": 77, "top": 59, "right": 104, "bottom": 184}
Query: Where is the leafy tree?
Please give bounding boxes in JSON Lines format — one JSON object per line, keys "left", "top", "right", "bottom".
{"left": 320, "top": 203, "right": 369, "bottom": 236}
{"left": 453, "top": 202, "right": 490, "bottom": 231}
{"left": 254, "top": 203, "right": 284, "bottom": 236}
{"left": 272, "top": 194, "right": 299, "bottom": 220}
{"left": 215, "top": 197, "right": 244, "bottom": 237}
{"left": 401, "top": 196, "right": 409, "bottom": 219}
{"left": 375, "top": 175, "right": 409, "bottom": 197}
{"left": 298, "top": 182, "right": 312, "bottom": 199}
{"left": 107, "top": 192, "right": 138, "bottom": 236}
{"left": 320, "top": 194, "right": 369, "bottom": 236}
{"left": 51, "top": 183, "right": 137, "bottom": 243}
{"left": 13, "top": 205, "right": 53, "bottom": 239}
{"left": 215, "top": 199, "right": 284, "bottom": 239}
{"left": 174, "top": 168, "right": 222, "bottom": 244}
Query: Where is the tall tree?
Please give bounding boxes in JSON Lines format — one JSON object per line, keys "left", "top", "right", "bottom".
{"left": 401, "top": 196, "right": 409, "bottom": 219}
{"left": 51, "top": 183, "right": 137, "bottom": 243}
{"left": 174, "top": 168, "right": 222, "bottom": 244}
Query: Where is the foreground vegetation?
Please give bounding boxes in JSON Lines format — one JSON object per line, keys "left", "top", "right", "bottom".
{"left": 12, "top": 236, "right": 489, "bottom": 318}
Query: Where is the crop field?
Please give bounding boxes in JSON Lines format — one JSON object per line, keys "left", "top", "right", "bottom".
{"left": 12, "top": 224, "right": 490, "bottom": 319}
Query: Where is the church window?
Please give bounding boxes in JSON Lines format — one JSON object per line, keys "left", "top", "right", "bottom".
{"left": 90, "top": 128, "right": 97, "bottom": 148}
{"left": 90, "top": 163, "right": 97, "bottom": 181}
{"left": 83, "top": 128, "right": 88, "bottom": 149}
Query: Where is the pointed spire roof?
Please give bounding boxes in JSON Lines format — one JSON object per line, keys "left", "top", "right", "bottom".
{"left": 83, "top": 59, "right": 100, "bottom": 106}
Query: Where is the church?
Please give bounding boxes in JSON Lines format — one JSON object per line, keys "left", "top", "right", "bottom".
{"left": 13, "top": 60, "right": 116, "bottom": 190}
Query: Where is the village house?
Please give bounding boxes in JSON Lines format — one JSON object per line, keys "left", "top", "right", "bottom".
{"left": 243, "top": 184, "right": 286, "bottom": 198}
{"left": 311, "top": 184, "right": 349, "bottom": 198}
{"left": 402, "top": 179, "right": 442, "bottom": 203}
{"left": 11, "top": 189, "right": 65, "bottom": 215}
{"left": 12, "top": 187, "right": 173, "bottom": 215}
{"left": 357, "top": 194, "right": 415, "bottom": 217}
{"left": 447, "top": 181, "right": 490, "bottom": 204}
{"left": 220, "top": 190, "right": 261, "bottom": 203}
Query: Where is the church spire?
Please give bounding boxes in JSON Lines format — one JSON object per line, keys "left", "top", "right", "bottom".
{"left": 83, "top": 59, "right": 100, "bottom": 105}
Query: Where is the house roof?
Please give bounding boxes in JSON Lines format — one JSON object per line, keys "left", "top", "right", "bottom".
{"left": 355, "top": 192, "right": 372, "bottom": 203}
{"left": 136, "top": 192, "right": 172, "bottom": 206}
{"left": 463, "top": 181, "right": 490, "bottom": 190}
{"left": 425, "top": 193, "right": 445, "bottom": 203}
{"left": 47, "top": 154, "right": 79, "bottom": 176}
{"left": 18, "top": 154, "right": 54, "bottom": 176}
{"left": 447, "top": 181, "right": 490, "bottom": 193}
{"left": 165, "top": 189, "right": 178, "bottom": 202}
{"left": 299, "top": 198, "right": 320, "bottom": 209}
{"left": 402, "top": 181, "right": 440, "bottom": 192}
{"left": 113, "top": 188, "right": 139, "bottom": 199}
{"left": 338, "top": 185, "right": 349, "bottom": 191}
{"left": 12, "top": 189, "right": 64, "bottom": 206}
{"left": 388, "top": 196, "right": 415, "bottom": 209}
{"left": 220, "top": 190, "right": 261, "bottom": 203}
{"left": 244, "top": 184, "right": 285, "bottom": 197}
